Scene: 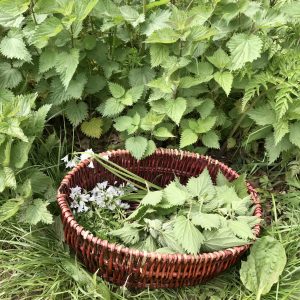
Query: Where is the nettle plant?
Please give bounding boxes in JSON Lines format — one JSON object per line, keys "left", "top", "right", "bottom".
{"left": 0, "top": 90, "right": 53, "bottom": 224}
{"left": 0, "top": 0, "right": 299, "bottom": 162}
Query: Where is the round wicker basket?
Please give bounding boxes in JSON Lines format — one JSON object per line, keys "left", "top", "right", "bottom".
{"left": 57, "top": 148, "right": 262, "bottom": 288}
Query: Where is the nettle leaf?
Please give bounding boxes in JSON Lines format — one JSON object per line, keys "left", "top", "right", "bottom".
{"left": 126, "top": 85, "right": 144, "bottom": 103}
{"left": 180, "top": 128, "right": 198, "bottom": 148}
{"left": 66, "top": 73, "right": 88, "bottom": 100}
{"left": 197, "top": 98, "right": 215, "bottom": 119}
{"left": 20, "top": 199, "right": 53, "bottom": 225}
{"left": 65, "top": 101, "right": 88, "bottom": 127}
{"left": 0, "top": 30, "right": 31, "bottom": 61}
{"left": 248, "top": 104, "right": 276, "bottom": 126}
{"left": 265, "top": 134, "right": 292, "bottom": 163}
{"left": 31, "top": 17, "right": 63, "bottom": 48}
{"left": 173, "top": 215, "right": 204, "bottom": 254}
{"left": 142, "top": 9, "right": 171, "bottom": 36}
{"left": 141, "top": 190, "right": 163, "bottom": 206}
{"left": 154, "top": 127, "right": 174, "bottom": 138}
{"left": 188, "top": 25, "right": 215, "bottom": 42}
{"left": 194, "top": 116, "right": 217, "bottom": 134}
{"left": 163, "top": 181, "right": 189, "bottom": 207}
{"left": 111, "top": 223, "right": 140, "bottom": 245}
{"left": 240, "top": 236, "right": 286, "bottom": 300}
{"left": 4, "top": 167, "right": 16, "bottom": 189}
{"left": 207, "top": 48, "right": 230, "bottom": 69}
{"left": 227, "top": 33, "right": 263, "bottom": 70}
{"left": 128, "top": 67, "right": 155, "bottom": 87}
{"left": 216, "top": 170, "right": 230, "bottom": 186}
{"left": 0, "top": 62, "right": 22, "bottom": 89}
{"left": 102, "top": 98, "right": 125, "bottom": 117}
{"left": 114, "top": 116, "right": 133, "bottom": 132}
{"left": 227, "top": 220, "right": 254, "bottom": 240}
{"left": 146, "top": 28, "right": 180, "bottom": 44}
{"left": 0, "top": 119, "right": 28, "bottom": 142}
{"left": 39, "top": 48, "right": 57, "bottom": 73}
{"left": 191, "top": 213, "right": 222, "bottom": 230}
{"left": 179, "top": 75, "right": 212, "bottom": 89}
{"left": 10, "top": 138, "right": 34, "bottom": 169}
{"left": 187, "top": 169, "right": 215, "bottom": 199}
{"left": 150, "top": 44, "right": 169, "bottom": 67}
{"left": 274, "top": 120, "right": 289, "bottom": 145}
{"left": 0, "top": 197, "right": 24, "bottom": 222}
{"left": 147, "top": 77, "right": 174, "bottom": 93}
{"left": 85, "top": 75, "right": 106, "bottom": 94}
{"left": 144, "top": 140, "right": 157, "bottom": 157}
{"left": 202, "top": 130, "right": 220, "bottom": 149}
{"left": 231, "top": 174, "right": 249, "bottom": 198}
{"left": 81, "top": 117, "right": 103, "bottom": 138}
{"left": 214, "top": 71, "right": 233, "bottom": 96}
{"left": 108, "top": 82, "right": 125, "bottom": 98}
{"left": 55, "top": 48, "right": 80, "bottom": 89}
{"left": 289, "top": 121, "right": 300, "bottom": 148}
{"left": 165, "top": 97, "right": 187, "bottom": 125}
{"left": 125, "top": 136, "right": 148, "bottom": 160}
{"left": 120, "top": 5, "right": 145, "bottom": 27}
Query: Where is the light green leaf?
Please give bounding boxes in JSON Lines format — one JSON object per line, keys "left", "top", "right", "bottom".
{"left": 120, "top": 5, "right": 145, "bottom": 27}
{"left": 240, "top": 236, "right": 287, "bottom": 300}
{"left": 146, "top": 28, "right": 180, "bottom": 44}
{"left": 214, "top": 71, "right": 233, "bottom": 96}
{"left": 0, "top": 197, "right": 24, "bottom": 222}
{"left": 81, "top": 117, "right": 103, "bottom": 138}
{"left": 163, "top": 181, "right": 189, "bottom": 207}
{"left": 186, "top": 169, "right": 215, "bottom": 199}
{"left": 144, "top": 140, "right": 156, "bottom": 157}
{"left": 180, "top": 128, "right": 198, "bottom": 148}
{"left": 289, "top": 121, "right": 300, "bottom": 148}
{"left": 154, "top": 127, "right": 174, "bottom": 138}
{"left": 165, "top": 97, "right": 186, "bottom": 125}
{"left": 207, "top": 48, "right": 230, "bottom": 69}
{"left": 228, "top": 220, "right": 255, "bottom": 240}
{"left": 0, "top": 119, "right": 28, "bottom": 142}
{"left": 150, "top": 44, "right": 169, "bottom": 67}
{"left": 65, "top": 73, "right": 88, "bottom": 100}
{"left": 108, "top": 82, "right": 125, "bottom": 98}
{"left": 191, "top": 213, "right": 222, "bottom": 230}
{"left": 55, "top": 48, "right": 79, "bottom": 89}
{"left": 65, "top": 101, "right": 88, "bottom": 127}
{"left": 197, "top": 98, "right": 215, "bottom": 119}
{"left": 265, "top": 135, "right": 292, "bottom": 164}
{"left": 125, "top": 136, "right": 148, "bottom": 160}
{"left": 111, "top": 223, "right": 141, "bottom": 245}
{"left": 141, "top": 190, "right": 163, "bottom": 206}
{"left": 126, "top": 85, "right": 144, "bottom": 103}
{"left": 227, "top": 34, "right": 263, "bottom": 70}
{"left": 216, "top": 171, "right": 230, "bottom": 186}
{"left": 0, "top": 62, "right": 22, "bottom": 89}
{"left": 31, "top": 17, "right": 63, "bottom": 48}
{"left": 195, "top": 116, "right": 217, "bottom": 134}
{"left": 202, "top": 130, "right": 220, "bottom": 149}
{"left": 147, "top": 77, "right": 174, "bottom": 93}
{"left": 114, "top": 116, "right": 132, "bottom": 132}
{"left": 4, "top": 167, "right": 16, "bottom": 189}
{"left": 179, "top": 75, "right": 212, "bottom": 89}
{"left": 173, "top": 215, "right": 204, "bottom": 254}
{"left": 274, "top": 120, "right": 289, "bottom": 145}
{"left": 85, "top": 74, "right": 106, "bottom": 94}
{"left": 10, "top": 138, "right": 34, "bottom": 169}
{"left": 20, "top": 199, "right": 53, "bottom": 225}
{"left": 188, "top": 25, "right": 215, "bottom": 42}
{"left": 39, "top": 48, "right": 57, "bottom": 73}
{"left": 248, "top": 105, "right": 276, "bottom": 126}
{"left": 102, "top": 98, "right": 125, "bottom": 117}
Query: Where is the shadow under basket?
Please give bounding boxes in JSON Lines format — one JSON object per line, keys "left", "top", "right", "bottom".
{"left": 57, "top": 148, "right": 262, "bottom": 289}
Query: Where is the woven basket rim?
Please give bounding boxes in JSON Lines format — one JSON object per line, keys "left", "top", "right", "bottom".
{"left": 57, "top": 148, "right": 262, "bottom": 262}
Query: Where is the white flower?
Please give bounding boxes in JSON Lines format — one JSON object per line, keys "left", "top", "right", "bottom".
{"left": 88, "top": 161, "right": 94, "bottom": 168}
{"left": 120, "top": 203, "right": 130, "bottom": 210}
{"left": 66, "top": 158, "right": 77, "bottom": 169}
{"left": 97, "top": 181, "right": 108, "bottom": 190}
{"left": 70, "top": 200, "right": 79, "bottom": 209}
{"left": 102, "top": 155, "right": 109, "bottom": 160}
{"left": 61, "top": 155, "right": 69, "bottom": 163}
{"left": 78, "top": 200, "right": 89, "bottom": 213}
{"left": 80, "top": 193, "right": 91, "bottom": 202}
{"left": 80, "top": 149, "right": 94, "bottom": 161}
{"left": 107, "top": 204, "right": 116, "bottom": 211}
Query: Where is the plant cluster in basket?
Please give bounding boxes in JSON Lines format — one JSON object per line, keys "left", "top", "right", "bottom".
{"left": 64, "top": 151, "right": 261, "bottom": 255}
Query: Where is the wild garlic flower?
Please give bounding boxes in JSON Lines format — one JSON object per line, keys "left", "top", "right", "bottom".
{"left": 62, "top": 149, "right": 96, "bottom": 169}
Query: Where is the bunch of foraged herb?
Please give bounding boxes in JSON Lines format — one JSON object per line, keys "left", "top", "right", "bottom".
{"left": 111, "top": 169, "right": 261, "bottom": 254}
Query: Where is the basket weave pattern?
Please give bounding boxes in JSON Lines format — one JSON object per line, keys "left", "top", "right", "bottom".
{"left": 57, "top": 148, "right": 262, "bottom": 288}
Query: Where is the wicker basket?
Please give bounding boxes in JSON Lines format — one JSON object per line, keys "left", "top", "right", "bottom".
{"left": 57, "top": 148, "right": 262, "bottom": 288}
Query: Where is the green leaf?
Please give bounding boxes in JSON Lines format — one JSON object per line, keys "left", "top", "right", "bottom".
{"left": 0, "top": 30, "right": 31, "bottom": 61}
{"left": 108, "top": 82, "right": 125, "bottom": 98}
{"left": 173, "top": 215, "right": 204, "bottom": 254}
{"left": 180, "top": 128, "right": 198, "bottom": 148}
{"left": 0, "top": 119, "right": 28, "bottom": 142}
{"left": 150, "top": 44, "right": 169, "bottom": 67}
{"left": 207, "top": 48, "right": 230, "bottom": 69}
{"left": 141, "top": 190, "right": 163, "bottom": 206}
{"left": 202, "top": 130, "right": 220, "bottom": 149}
{"left": 110, "top": 223, "right": 141, "bottom": 245}
{"left": 147, "top": 77, "right": 174, "bottom": 93}
{"left": 274, "top": 120, "right": 289, "bottom": 145}
{"left": 0, "top": 62, "right": 22, "bottom": 89}
{"left": 191, "top": 213, "right": 222, "bottom": 230}
{"left": 265, "top": 134, "right": 292, "bottom": 163}
{"left": 179, "top": 75, "right": 212, "bottom": 89}
{"left": 20, "top": 199, "right": 53, "bottom": 225}
{"left": 289, "top": 121, "right": 300, "bottom": 148}
{"left": 102, "top": 98, "right": 125, "bottom": 117}
{"left": 10, "top": 138, "right": 34, "bottom": 169}
{"left": 188, "top": 25, "right": 215, "bottom": 42}
{"left": 81, "top": 117, "right": 103, "bottom": 138}
{"left": 0, "top": 169, "right": 5, "bottom": 192}
{"left": 0, "top": 197, "right": 24, "bottom": 222}
{"left": 154, "top": 127, "right": 174, "bottom": 138}
{"left": 125, "top": 85, "right": 144, "bottom": 103}
{"left": 194, "top": 116, "right": 217, "bottom": 134}
{"left": 227, "top": 220, "right": 255, "bottom": 240}
{"left": 31, "top": 17, "right": 63, "bottom": 48}
{"left": 248, "top": 104, "right": 276, "bottom": 126}
{"left": 114, "top": 116, "right": 132, "bottom": 132}
{"left": 65, "top": 101, "right": 88, "bottom": 127}
{"left": 125, "top": 136, "right": 148, "bottom": 160}
{"left": 231, "top": 174, "right": 249, "bottom": 198}
{"left": 39, "top": 48, "right": 57, "bottom": 73}
{"left": 214, "top": 71, "right": 233, "bottom": 96}
{"left": 203, "top": 227, "right": 247, "bottom": 251}
{"left": 64, "top": 73, "right": 87, "bottom": 100}
{"left": 144, "top": 140, "right": 157, "bottom": 157}
{"left": 120, "top": 5, "right": 145, "bottom": 27}
{"left": 186, "top": 169, "right": 215, "bottom": 199}
{"left": 55, "top": 48, "right": 80, "bottom": 89}
{"left": 85, "top": 74, "right": 106, "bottom": 94}
{"left": 197, "top": 98, "right": 215, "bottom": 119}
{"left": 30, "top": 170, "right": 52, "bottom": 194}
{"left": 240, "top": 236, "right": 287, "bottom": 300}
{"left": 4, "top": 167, "right": 16, "bottom": 189}
{"left": 142, "top": 9, "right": 171, "bottom": 36}
{"left": 163, "top": 181, "right": 189, "bottom": 207}
{"left": 216, "top": 171, "right": 229, "bottom": 186}
{"left": 165, "top": 97, "right": 187, "bottom": 125}
{"left": 227, "top": 34, "right": 263, "bottom": 70}
{"left": 146, "top": 28, "right": 180, "bottom": 44}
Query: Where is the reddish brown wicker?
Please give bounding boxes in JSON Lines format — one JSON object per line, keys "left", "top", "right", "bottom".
{"left": 57, "top": 148, "right": 262, "bottom": 288}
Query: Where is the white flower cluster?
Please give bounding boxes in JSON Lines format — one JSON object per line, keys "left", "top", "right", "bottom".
{"left": 69, "top": 181, "right": 134, "bottom": 213}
